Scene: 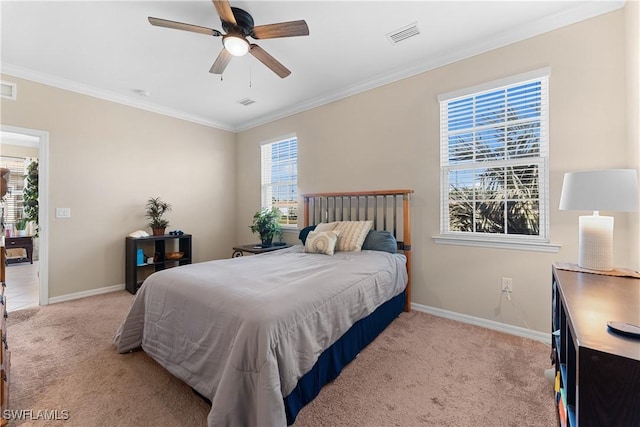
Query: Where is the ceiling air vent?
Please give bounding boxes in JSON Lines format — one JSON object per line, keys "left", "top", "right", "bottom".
{"left": 237, "top": 97, "right": 256, "bottom": 106}
{"left": 1, "top": 81, "right": 17, "bottom": 100}
{"left": 386, "top": 22, "right": 420, "bottom": 45}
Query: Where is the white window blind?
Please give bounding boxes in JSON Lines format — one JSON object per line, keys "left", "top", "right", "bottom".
{"left": 439, "top": 70, "right": 550, "bottom": 243}
{"left": 261, "top": 136, "right": 298, "bottom": 227}
{"left": 0, "top": 156, "right": 27, "bottom": 225}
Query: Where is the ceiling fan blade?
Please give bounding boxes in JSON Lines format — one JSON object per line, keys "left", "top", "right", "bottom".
{"left": 148, "top": 17, "right": 221, "bottom": 37}
{"left": 210, "top": 48, "right": 233, "bottom": 74}
{"left": 251, "top": 20, "right": 309, "bottom": 39}
{"left": 212, "top": 0, "right": 236, "bottom": 25}
{"left": 249, "top": 44, "right": 291, "bottom": 78}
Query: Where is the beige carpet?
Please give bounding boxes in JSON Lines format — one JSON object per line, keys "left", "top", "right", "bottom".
{"left": 7, "top": 291, "right": 555, "bottom": 426}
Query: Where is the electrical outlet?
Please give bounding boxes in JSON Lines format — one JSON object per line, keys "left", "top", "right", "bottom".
{"left": 501, "top": 277, "right": 513, "bottom": 293}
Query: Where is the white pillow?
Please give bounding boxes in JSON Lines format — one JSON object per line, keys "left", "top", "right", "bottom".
{"left": 314, "top": 222, "right": 338, "bottom": 232}
{"left": 333, "top": 221, "right": 373, "bottom": 252}
{"left": 304, "top": 230, "right": 341, "bottom": 255}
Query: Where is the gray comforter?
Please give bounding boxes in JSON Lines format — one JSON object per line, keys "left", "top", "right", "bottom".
{"left": 114, "top": 245, "right": 407, "bottom": 427}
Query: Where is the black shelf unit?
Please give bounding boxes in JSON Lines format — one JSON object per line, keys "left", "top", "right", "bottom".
{"left": 125, "top": 234, "right": 192, "bottom": 294}
{"left": 551, "top": 265, "right": 640, "bottom": 427}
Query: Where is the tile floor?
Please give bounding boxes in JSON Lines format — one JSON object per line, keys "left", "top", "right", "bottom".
{"left": 4, "top": 260, "right": 39, "bottom": 311}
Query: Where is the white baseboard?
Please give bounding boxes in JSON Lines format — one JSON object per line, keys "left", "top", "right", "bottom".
{"left": 47, "top": 283, "right": 125, "bottom": 305}
{"left": 411, "top": 302, "right": 551, "bottom": 345}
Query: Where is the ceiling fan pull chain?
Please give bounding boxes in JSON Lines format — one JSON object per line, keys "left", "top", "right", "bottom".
{"left": 249, "top": 60, "right": 252, "bottom": 88}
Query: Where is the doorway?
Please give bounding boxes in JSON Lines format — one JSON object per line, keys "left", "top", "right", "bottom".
{"left": 1, "top": 125, "right": 49, "bottom": 310}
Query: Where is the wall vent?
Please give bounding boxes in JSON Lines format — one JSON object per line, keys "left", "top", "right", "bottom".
{"left": 386, "top": 22, "right": 420, "bottom": 44}
{"left": 237, "top": 97, "right": 256, "bottom": 106}
{"left": 1, "top": 81, "right": 17, "bottom": 100}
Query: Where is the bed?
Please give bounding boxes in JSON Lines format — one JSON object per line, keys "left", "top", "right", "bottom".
{"left": 114, "top": 189, "right": 413, "bottom": 426}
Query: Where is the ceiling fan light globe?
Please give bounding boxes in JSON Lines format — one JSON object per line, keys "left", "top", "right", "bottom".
{"left": 223, "top": 35, "right": 249, "bottom": 56}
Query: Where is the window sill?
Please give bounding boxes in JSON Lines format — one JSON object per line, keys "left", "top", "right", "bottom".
{"left": 433, "top": 235, "right": 561, "bottom": 253}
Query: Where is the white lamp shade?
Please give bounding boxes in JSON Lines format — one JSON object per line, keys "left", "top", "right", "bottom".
{"left": 559, "top": 169, "right": 638, "bottom": 271}
{"left": 559, "top": 169, "right": 638, "bottom": 212}
{"left": 223, "top": 35, "right": 249, "bottom": 57}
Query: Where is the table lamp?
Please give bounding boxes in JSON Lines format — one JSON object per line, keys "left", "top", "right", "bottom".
{"left": 559, "top": 169, "right": 638, "bottom": 271}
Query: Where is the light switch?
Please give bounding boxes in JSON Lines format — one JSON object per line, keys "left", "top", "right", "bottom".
{"left": 56, "top": 208, "right": 71, "bottom": 218}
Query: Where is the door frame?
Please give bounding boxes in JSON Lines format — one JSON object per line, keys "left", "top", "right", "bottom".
{"left": 1, "top": 124, "right": 49, "bottom": 305}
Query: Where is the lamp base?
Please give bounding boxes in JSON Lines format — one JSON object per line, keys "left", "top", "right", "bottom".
{"left": 578, "top": 215, "right": 614, "bottom": 271}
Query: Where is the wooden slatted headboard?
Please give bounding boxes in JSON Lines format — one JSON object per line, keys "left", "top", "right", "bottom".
{"left": 302, "top": 189, "right": 413, "bottom": 312}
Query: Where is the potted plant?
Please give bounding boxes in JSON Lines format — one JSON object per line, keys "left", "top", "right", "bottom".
{"left": 250, "top": 207, "right": 282, "bottom": 247}
{"left": 23, "top": 160, "right": 39, "bottom": 237}
{"left": 145, "top": 197, "right": 171, "bottom": 236}
{"left": 15, "top": 218, "right": 28, "bottom": 236}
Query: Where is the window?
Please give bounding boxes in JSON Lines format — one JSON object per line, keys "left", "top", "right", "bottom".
{"left": 0, "top": 156, "right": 28, "bottom": 226}
{"left": 437, "top": 69, "right": 550, "bottom": 248}
{"left": 260, "top": 136, "right": 298, "bottom": 227}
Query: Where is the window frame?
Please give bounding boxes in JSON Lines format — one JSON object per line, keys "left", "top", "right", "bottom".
{"left": 260, "top": 134, "right": 298, "bottom": 229}
{"left": 0, "top": 155, "right": 28, "bottom": 226}
{"left": 434, "top": 68, "right": 559, "bottom": 252}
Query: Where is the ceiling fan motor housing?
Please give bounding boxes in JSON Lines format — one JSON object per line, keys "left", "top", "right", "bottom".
{"left": 223, "top": 7, "right": 254, "bottom": 36}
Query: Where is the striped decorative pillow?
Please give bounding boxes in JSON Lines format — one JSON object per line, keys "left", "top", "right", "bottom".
{"left": 314, "top": 222, "right": 338, "bottom": 232}
{"left": 333, "top": 221, "right": 373, "bottom": 252}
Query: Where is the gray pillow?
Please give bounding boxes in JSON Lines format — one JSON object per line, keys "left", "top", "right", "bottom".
{"left": 362, "top": 230, "right": 397, "bottom": 253}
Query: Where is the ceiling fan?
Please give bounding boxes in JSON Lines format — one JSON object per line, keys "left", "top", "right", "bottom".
{"left": 148, "top": 0, "right": 309, "bottom": 78}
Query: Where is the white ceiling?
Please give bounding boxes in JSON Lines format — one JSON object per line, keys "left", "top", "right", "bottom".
{"left": 1, "top": 1, "right": 624, "bottom": 132}
{"left": 0, "top": 131, "right": 39, "bottom": 147}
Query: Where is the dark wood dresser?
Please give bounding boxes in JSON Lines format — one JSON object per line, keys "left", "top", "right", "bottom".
{"left": 552, "top": 265, "right": 640, "bottom": 426}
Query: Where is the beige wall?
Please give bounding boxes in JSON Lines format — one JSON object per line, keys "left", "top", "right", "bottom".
{"left": 237, "top": 9, "right": 637, "bottom": 334}
{"left": 626, "top": 0, "right": 640, "bottom": 267}
{"left": 0, "top": 75, "right": 236, "bottom": 298}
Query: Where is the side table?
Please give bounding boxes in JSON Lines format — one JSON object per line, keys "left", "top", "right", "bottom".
{"left": 5, "top": 236, "right": 33, "bottom": 264}
{"left": 232, "top": 243, "right": 292, "bottom": 258}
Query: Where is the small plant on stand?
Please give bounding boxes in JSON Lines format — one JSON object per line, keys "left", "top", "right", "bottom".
{"left": 15, "top": 218, "right": 28, "bottom": 236}
{"left": 250, "top": 207, "right": 282, "bottom": 247}
{"left": 145, "top": 197, "right": 171, "bottom": 236}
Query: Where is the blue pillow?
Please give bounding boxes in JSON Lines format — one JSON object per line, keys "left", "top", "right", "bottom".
{"left": 298, "top": 225, "right": 317, "bottom": 244}
{"left": 362, "top": 230, "right": 397, "bottom": 253}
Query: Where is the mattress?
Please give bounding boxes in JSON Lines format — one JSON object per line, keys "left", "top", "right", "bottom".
{"left": 114, "top": 245, "right": 407, "bottom": 427}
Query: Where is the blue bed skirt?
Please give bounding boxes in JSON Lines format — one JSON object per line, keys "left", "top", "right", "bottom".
{"left": 283, "top": 291, "right": 406, "bottom": 424}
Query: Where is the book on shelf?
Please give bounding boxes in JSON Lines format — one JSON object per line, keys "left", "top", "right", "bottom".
{"left": 558, "top": 396, "right": 567, "bottom": 427}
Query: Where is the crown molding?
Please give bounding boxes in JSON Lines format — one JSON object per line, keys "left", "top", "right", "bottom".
{"left": 1, "top": 0, "right": 624, "bottom": 134}
{"left": 235, "top": 0, "right": 625, "bottom": 132}
{"left": 1, "top": 64, "right": 236, "bottom": 132}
